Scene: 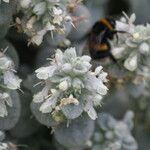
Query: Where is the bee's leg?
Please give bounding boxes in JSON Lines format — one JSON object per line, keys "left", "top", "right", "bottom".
{"left": 115, "top": 34, "right": 119, "bottom": 44}
{"left": 114, "top": 30, "right": 133, "bottom": 37}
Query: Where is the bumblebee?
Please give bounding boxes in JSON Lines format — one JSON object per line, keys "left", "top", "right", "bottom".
{"left": 89, "top": 18, "right": 123, "bottom": 62}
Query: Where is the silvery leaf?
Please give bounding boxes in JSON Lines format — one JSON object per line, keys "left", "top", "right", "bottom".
{"left": 62, "top": 102, "right": 83, "bottom": 119}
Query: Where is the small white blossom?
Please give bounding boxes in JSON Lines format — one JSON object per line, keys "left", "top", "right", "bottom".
{"left": 0, "top": 57, "right": 13, "bottom": 70}
{"left": 30, "top": 29, "right": 47, "bottom": 45}
{"left": 0, "top": 142, "right": 9, "bottom": 150}
{"left": 33, "top": 86, "right": 48, "bottom": 103}
{"left": 53, "top": 16, "right": 63, "bottom": 25}
{"left": 53, "top": 7, "right": 63, "bottom": 16}
{"left": 55, "top": 49, "right": 63, "bottom": 65}
{"left": 39, "top": 92, "right": 59, "bottom": 113}
{"left": 20, "top": 0, "right": 31, "bottom": 8}
{"left": 4, "top": 71, "right": 22, "bottom": 90}
{"left": 124, "top": 54, "right": 138, "bottom": 71}
{"left": 58, "top": 80, "right": 68, "bottom": 91}
{"left": 111, "top": 47, "right": 126, "bottom": 59}
{"left": 35, "top": 66, "right": 56, "bottom": 80}
{"left": 45, "top": 22, "right": 55, "bottom": 31}
{"left": 33, "top": 2, "right": 46, "bottom": 15}
{"left": 26, "top": 16, "right": 36, "bottom": 30}
{"left": 116, "top": 13, "right": 135, "bottom": 33}
{"left": 139, "top": 42, "right": 150, "bottom": 54}
{"left": 87, "top": 107, "right": 98, "bottom": 120}
{"left": 0, "top": 92, "right": 12, "bottom": 117}
{"left": 94, "top": 66, "right": 108, "bottom": 82}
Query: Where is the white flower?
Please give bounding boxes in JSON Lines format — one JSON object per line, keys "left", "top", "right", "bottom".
{"left": 59, "top": 95, "right": 79, "bottom": 107}
{"left": 35, "top": 66, "right": 56, "bottom": 80}
{"left": 0, "top": 92, "right": 12, "bottom": 117}
{"left": 45, "top": 22, "right": 55, "bottom": 31}
{"left": 139, "top": 42, "right": 150, "bottom": 54}
{"left": 55, "top": 49, "right": 63, "bottom": 65}
{"left": 58, "top": 80, "right": 68, "bottom": 91}
{"left": 52, "top": 7, "right": 63, "bottom": 25}
{"left": 93, "top": 94, "right": 103, "bottom": 106}
{"left": 20, "top": 0, "right": 31, "bottom": 8}
{"left": 26, "top": 16, "right": 36, "bottom": 29}
{"left": 53, "top": 16, "right": 63, "bottom": 25}
{"left": 0, "top": 57, "right": 13, "bottom": 70}
{"left": 61, "top": 63, "right": 72, "bottom": 73}
{"left": 81, "top": 55, "right": 91, "bottom": 62}
{"left": 97, "top": 82, "right": 108, "bottom": 95}
{"left": 111, "top": 47, "right": 126, "bottom": 59}
{"left": 94, "top": 66, "right": 103, "bottom": 76}
{"left": 98, "top": 72, "right": 108, "bottom": 83}
{"left": 72, "top": 78, "right": 84, "bottom": 90}
{"left": 33, "top": 2, "right": 46, "bottom": 15}
{"left": 4, "top": 71, "right": 22, "bottom": 90}
{"left": 0, "top": 142, "right": 9, "bottom": 149}
{"left": 30, "top": 29, "right": 46, "bottom": 45}
{"left": 53, "top": 7, "right": 63, "bottom": 16}
{"left": 33, "top": 86, "right": 48, "bottom": 103}
{"left": 87, "top": 107, "right": 98, "bottom": 120}
{"left": 39, "top": 95, "right": 58, "bottom": 113}
{"left": 94, "top": 66, "right": 108, "bottom": 82}
{"left": 124, "top": 54, "right": 138, "bottom": 71}
{"left": 116, "top": 13, "right": 135, "bottom": 33}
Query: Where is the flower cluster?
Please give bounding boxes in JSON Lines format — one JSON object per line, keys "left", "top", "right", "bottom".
{"left": 33, "top": 47, "right": 108, "bottom": 122}
{"left": 111, "top": 14, "right": 150, "bottom": 86}
{"left": 92, "top": 111, "right": 138, "bottom": 150}
{"left": 0, "top": 51, "right": 22, "bottom": 117}
{"left": 17, "top": 0, "right": 74, "bottom": 45}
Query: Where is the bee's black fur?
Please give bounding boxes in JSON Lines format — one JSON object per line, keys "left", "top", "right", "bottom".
{"left": 89, "top": 18, "right": 117, "bottom": 60}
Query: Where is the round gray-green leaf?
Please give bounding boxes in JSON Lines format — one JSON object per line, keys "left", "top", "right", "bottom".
{"left": 62, "top": 103, "right": 84, "bottom": 119}
{"left": 30, "top": 101, "right": 58, "bottom": 127}
{"left": 0, "top": 24, "right": 9, "bottom": 40}
{"left": 54, "top": 114, "right": 95, "bottom": 149}
{"left": 0, "top": 1, "right": 17, "bottom": 25}
{"left": 10, "top": 89, "right": 40, "bottom": 138}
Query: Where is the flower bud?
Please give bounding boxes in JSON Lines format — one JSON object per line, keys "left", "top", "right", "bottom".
{"left": 139, "top": 42, "right": 150, "bottom": 54}
{"left": 20, "top": 0, "right": 31, "bottom": 8}
{"left": 58, "top": 80, "right": 68, "bottom": 91}
{"left": 33, "top": 2, "right": 46, "bottom": 16}
{"left": 124, "top": 54, "right": 138, "bottom": 71}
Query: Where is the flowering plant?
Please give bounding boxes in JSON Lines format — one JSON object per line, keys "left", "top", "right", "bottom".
{"left": 32, "top": 47, "right": 108, "bottom": 122}
{"left": 111, "top": 13, "right": 150, "bottom": 83}
{"left": 92, "top": 111, "right": 138, "bottom": 150}
{"left": 17, "top": 0, "right": 74, "bottom": 45}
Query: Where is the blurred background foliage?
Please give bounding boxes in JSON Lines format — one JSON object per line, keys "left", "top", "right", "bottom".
{"left": 0, "top": 0, "right": 150, "bottom": 150}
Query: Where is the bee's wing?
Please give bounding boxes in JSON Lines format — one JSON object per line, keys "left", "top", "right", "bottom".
{"left": 96, "top": 29, "right": 107, "bottom": 44}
